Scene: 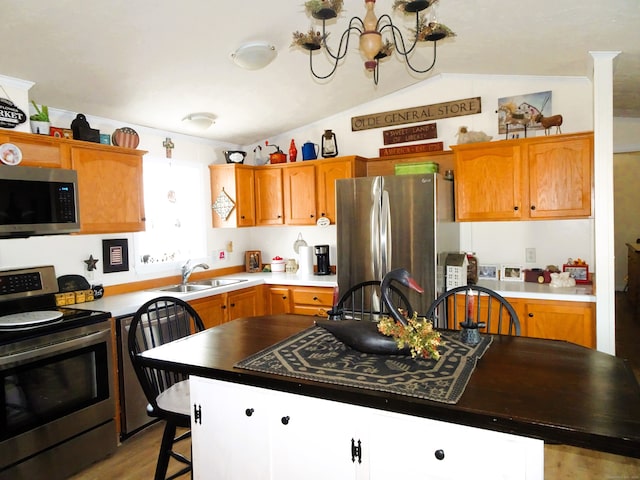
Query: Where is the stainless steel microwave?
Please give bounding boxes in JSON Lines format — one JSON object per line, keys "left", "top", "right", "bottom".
{"left": 0, "top": 166, "right": 80, "bottom": 238}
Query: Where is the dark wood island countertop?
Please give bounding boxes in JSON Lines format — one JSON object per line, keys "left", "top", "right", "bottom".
{"left": 139, "top": 314, "right": 640, "bottom": 459}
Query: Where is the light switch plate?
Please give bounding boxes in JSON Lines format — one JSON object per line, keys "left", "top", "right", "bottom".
{"left": 525, "top": 248, "right": 536, "bottom": 263}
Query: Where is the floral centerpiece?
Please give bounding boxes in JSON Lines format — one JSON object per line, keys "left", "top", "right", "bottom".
{"left": 378, "top": 312, "right": 442, "bottom": 360}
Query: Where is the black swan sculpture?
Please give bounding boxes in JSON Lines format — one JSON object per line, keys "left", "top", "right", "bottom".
{"left": 315, "top": 268, "right": 424, "bottom": 354}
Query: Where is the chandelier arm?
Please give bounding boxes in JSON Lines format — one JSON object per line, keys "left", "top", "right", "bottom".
{"left": 309, "top": 48, "right": 342, "bottom": 80}
{"left": 403, "top": 40, "right": 438, "bottom": 74}
{"left": 323, "top": 20, "right": 364, "bottom": 62}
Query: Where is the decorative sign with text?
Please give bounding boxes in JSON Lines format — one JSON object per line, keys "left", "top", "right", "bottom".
{"left": 0, "top": 97, "right": 27, "bottom": 129}
{"left": 383, "top": 123, "right": 437, "bottom": 145}
{"left": 379, "top": 141, "right": 444, "bottom": 157}
{"left": 352, "top": 97, "right": 481, "bottom": 132}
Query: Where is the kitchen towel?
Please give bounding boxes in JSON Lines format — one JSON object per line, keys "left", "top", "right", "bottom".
{"left": 297, "top": 245, "right": 314, "bottom": 275}
{"left": 235, "top": 326, "right": 492, "bottom": 404}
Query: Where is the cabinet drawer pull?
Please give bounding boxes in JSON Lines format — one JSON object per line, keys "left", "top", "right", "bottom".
{"left": 245, "top": 408, "right": 254, "bottom": 417}
{"left": 530, "top": 205, "right": 536, "bottom": 211}
{"left": 528, "top": 313, "right": 534, "bottom": 317}
{"left": 281, "top": 416, "right": 290, "bottom": 425}
{"left": 513, "top": 206, "right": 519, "bottom": 211}
{"left": 434, "top": 449, "right": 445, "bottom": 460}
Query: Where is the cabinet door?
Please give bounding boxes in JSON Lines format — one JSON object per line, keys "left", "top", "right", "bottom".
{"left": 189, "top": 294, "right": 227, "bottom": 328}
{"left": 316, "top": 159, "right": 353, "bottom": 224}
{"left": 454, "top": 144, "right": 524, "bottom": 221}
{"left": 0, "top": 131, "right": 70, "bottom": 168}
{"left": 209, "top": 164, "right": 255, "bottom": 227}
{"left": 269, "top": 286, "right": 291, "bottom": 314}
{"left": 255, "top": 168, "right": 284, "bottom": 225}
{"left": 228, "top": 287, "right": 262, "bottom": 322}
{"left": 283, "top": 164, "right": 316, "bottom": 225}
{"left": 369, "top": 410, "right": 542, "bottom": 480}
{"left": 71, "top": 147, "right": 145, "bottom": 233}
{"left": 269, "top": 391, "right": 364, "bottom": 480}
{"left": 190, "top": 377, "right": 270, "bottom": 480}
{"left": 235, "top": 165, "right": 256, "bottom": 226}
{"left": 524, "top": 300, "right": 595, "bottom": 348}
{"left": 526, "top": 135, "right": 592, "bottom": 218}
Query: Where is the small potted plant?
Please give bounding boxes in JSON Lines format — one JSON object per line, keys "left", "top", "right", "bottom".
{"left": 30, "top": 101, "right": 50, "bottom": 135}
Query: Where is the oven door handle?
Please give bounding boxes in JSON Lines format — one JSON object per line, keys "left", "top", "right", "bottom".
{"left": 0, "top": 328, "right": 110, "bottom": 368}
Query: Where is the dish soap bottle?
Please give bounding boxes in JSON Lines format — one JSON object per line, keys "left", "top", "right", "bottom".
{"left": 289, "top": 139, "right": 298, "bottom": 163}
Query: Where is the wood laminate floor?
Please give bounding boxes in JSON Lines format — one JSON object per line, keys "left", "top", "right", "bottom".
{"left": 71, "top": 293, "right": 640, "bottom": 479}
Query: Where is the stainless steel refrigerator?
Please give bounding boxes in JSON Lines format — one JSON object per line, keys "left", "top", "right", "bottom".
{"left": 336, "top": 173, "right": 459, "bottom": 316}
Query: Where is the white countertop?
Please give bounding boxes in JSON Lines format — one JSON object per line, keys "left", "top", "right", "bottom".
{"left": 477, "top": 279, "right": 595, "bottom": 302}
{"left": 74, "top": 272, "right": 338, "bottom": 318}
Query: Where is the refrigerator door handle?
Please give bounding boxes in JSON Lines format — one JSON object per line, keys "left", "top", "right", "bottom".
{"left": 380, "top": 189, "right": 391, "bottom": 275}
{"left": 371, "top": 189, "right": 380, "bottom": 279}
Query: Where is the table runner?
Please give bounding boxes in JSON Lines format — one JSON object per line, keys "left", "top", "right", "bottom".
{"left": 235, "top": 326, "right": 492, "bottom": 404}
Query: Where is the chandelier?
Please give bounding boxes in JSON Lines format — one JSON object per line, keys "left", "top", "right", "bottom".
{"left": 291, "top": 0, "right": 455, "bottom": 84}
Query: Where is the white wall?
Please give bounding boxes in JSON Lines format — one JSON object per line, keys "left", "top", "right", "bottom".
{"left": 0, "top": 73, "right": 597, "bottom": 286}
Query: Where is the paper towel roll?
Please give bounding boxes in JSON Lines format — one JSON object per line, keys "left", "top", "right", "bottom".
{"left": 298, "top": 246, "right": 314, "bottom": 275}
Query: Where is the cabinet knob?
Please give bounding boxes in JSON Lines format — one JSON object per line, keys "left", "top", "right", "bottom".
{"left": 241, "top": 215, "right": 245, "bottom": 219}
{"left": 530, "top": 205, "right": 536, "bottom": 211}
{"left": 221, "top": 305, "right": 227, "bottom": 310}
{"left": 230, "top": 303, "right": 235, "bottom": 307}
{"left": 309, "top": 214, "right": 315, "bottom": 218}
{"left": 528, "top": 313, "right": 534, "bottom": 317}
{"left": 245, "top": 408, "right": 254, "bottom": 417}
{"left": 282, "top": 295, "right": 287, "bottom": 300}
{"left": 321, "top": 212, "right": 326, "bottom": 217}
{"left": 513, "top": 206, "right": 519, "bottom": 211}
{"left": 434, "top": 449, "right": 445, "bottom": 460}
{"left": 313, "top": 296, "right": 319, "bottom": 301}
{"left": 281, "top": 416, "right": 290, "bottom": 425}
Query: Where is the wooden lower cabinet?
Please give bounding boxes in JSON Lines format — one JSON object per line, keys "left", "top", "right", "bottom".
{"left": 291, "top": 286, "right": 333, "bottom": 316}
{"left": 517, "top": 298, "right": 596, "bottom": 348}
{"left": 190, "top": 377, "right": 543, "bottom": 480}
{"left": 452, "top": 294, "right": 595, "bottom": 348}
{"left": 190, "top": 286, "right": 263, "bottom": 328}
{"left": 268, "top": 286, "right": 292, "bottom": 314}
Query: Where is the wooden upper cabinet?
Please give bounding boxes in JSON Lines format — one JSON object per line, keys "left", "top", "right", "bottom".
{"left": 0, "top": 130, "right": 70, "bottom": 168}
{"left": 526, "top": 135, "right": 592, "bottom": 218}
{"left": 316, "top": 156, "right": 366, "bottom": 224}
{"left": 283, "top": 164, "right": 316, "bottom": 225}
{"left": 255, "top": 167, "right": 284, "bottom": 225}
{"left": 452, "top": 132, "right": 593, "bottom": 222}
{"left": 209, "top": 164, "right": 255, "bottom": 228}
{"left": 453, "top": 143, "right": 523, "bottom": 221}
{"left": 71, "top": 146, "right": 146, "bottom": 233}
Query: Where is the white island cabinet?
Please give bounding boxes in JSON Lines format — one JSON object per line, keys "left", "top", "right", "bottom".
{"left": 190, "top": 376, "right": 543, "bottom": 480}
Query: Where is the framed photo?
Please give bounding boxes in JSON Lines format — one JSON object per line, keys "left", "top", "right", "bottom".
{"left": 478, "top": 264, "right": 499, "bottom": 280}
{"left": 563, "top": 264, "right": 590, "bottom": 284}
{"left": 501, "top": 265, "right": 524, "bottom": 282}
{"left": 102, "top": 238, "right": 129, "bottom": 273}
{"left": 245, "top": 250, "right": 262, "bottom": 273}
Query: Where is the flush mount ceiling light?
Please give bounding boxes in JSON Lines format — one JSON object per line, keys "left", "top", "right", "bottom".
{"left": 231, "top": 42, "right": 277, "bottom": 70}
{"left": 291, "top": 0, "right": 455, "bottom": 85}
{"left": 182, "top": 112, "right": 216, "bottom": 130}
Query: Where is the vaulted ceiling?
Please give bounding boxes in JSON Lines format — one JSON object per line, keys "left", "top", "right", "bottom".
{"left": 3, "top": 0, "right": 638, "bottom": 145}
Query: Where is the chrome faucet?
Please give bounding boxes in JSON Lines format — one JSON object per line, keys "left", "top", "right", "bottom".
{"left": 181, "top": 260, "right": 210, "bottom": 284}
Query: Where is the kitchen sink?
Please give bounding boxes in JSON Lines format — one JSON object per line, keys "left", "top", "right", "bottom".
{"left": 158, "top": 284, "right": 214, "bottom": 293}
{"left": 189, "top": 279, "right": 246, "bottom": 287}
{"left": 156, "top": 278, "right": 247, "bottom": 293}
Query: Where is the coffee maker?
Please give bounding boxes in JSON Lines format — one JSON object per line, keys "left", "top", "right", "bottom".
{"left": 314, "top": 245, "right": 331, "bottom": 275}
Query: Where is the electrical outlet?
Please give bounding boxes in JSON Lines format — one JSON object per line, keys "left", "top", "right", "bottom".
{"left": 525, "top": 248, "right": 536, "bottom": 263}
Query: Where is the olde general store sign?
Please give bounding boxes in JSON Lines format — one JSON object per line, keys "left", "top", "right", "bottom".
{"left": 383, "top": 123, "right": 437, "bottom": 145}
{"left": 379, "top": 141, "right": 443, "bottom": 157}
{"left": 352, "top": 97, "right": 481, "bottom": 132}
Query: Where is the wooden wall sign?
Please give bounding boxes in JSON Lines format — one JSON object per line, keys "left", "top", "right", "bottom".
{"left": 383, "top": 123, "right": 437, "bottom": 145}
{"left": 352, "top": 97, "right": 481, "bottom": 132}
{"left": 379, "top": 141, "right": 443, "bottom": 157}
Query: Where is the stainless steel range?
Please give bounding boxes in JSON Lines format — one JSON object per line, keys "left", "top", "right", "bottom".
{"left": 0, "top": 265, "right": 116, "bottom": 480}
